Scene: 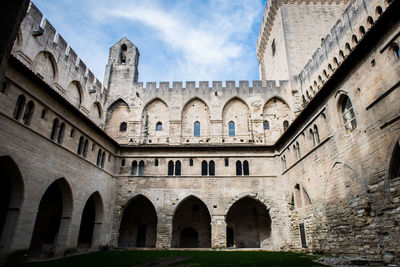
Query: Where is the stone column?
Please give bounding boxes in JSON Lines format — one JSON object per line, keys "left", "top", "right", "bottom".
{"left": 156, "top": 214, "right": 173, "bottom": 249}
{"left": 211, "top": 215, "right": 227, "bottom": 248}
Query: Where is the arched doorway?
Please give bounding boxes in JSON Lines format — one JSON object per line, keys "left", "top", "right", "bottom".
{"left": 172, "top": 196, "right": 211, "bottom": 248}
{"left": 29, "top": 178, "right": 72, "bottom": 257}
{"left": 118, "top": 195, "right": 157, "bottom": 248}
{"left": 226, "top": 197, "right": 271, "bottom": 248}
{"left": 77, "top": 192, "right": 103, "bottom": 249}
{"left": 0, "top": 156, "right": 24, "bottom": 252}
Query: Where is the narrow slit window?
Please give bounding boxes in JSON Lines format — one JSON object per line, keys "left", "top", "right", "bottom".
{"left": 96, "top": 149, "right": 102, "bottom": 166}
{"left": 314, "top": 125, "right": 320, "bottom": 144}
{"left": 83, "top": 139, "right": 89, "bottom": 158}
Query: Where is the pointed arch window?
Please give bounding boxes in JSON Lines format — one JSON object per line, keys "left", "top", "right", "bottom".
{"left": 341, "top": 95, "right": 357, "bottom": 132}
{"left": 228, "top": 121, "right": 235, "bottom": 136}
{"left": 57, "top": 123, "right": 65, "bottom": 144}
{"left": 155, "top": 159, "right": 159, "bottom": 166}
{"left": 77, "top": 136, "right": 84, "bottom": 155}
{"left": 168, "top": 160, "right": 174, "bottom": 176}
{"left": 50, "top": 118, "right": 59, "bottom": 140}
{"left": 138, "top": 160, "right": 144, "bottom": 176}
{"left": 201, "top": 160, "right": 208, "bottom": 176}
{"left": 83, "top": 139, "right": 89, "bottom": 158}
{"left": 209, "top": 161, "right": 215, "bottom": 176}
{"left": 156, "top": 122, "right": 162, "bottom": 131}
{"left": 310, "top": 129, "right": 315, "bottom": 147}
{"left": 189, "top": 159, "right": 194, "bottom": 166}
{"left": 243, "top": 160, "right": 249, "bottom": 176}
{"left": 121, "top": 159, "right": 125, "bottom": 166}
{"left": 225, "top": 158, "right": 229, "bottom": 167}
{"left": 314, "top": 125, "right": 320, "bottom": 144}
{"left": 101, "top": 152, "right": 106, "bottom": 168}
{"left": 236, "top": 161, "right": 242, "bottom": 176}
{"left": 194, "top": 121, "right": 200, "bottom": 136}
{"left": 22, "top": 101, "right": 34, "bottom": 125}
{"left": 175, "top": 161, "right": 181, "bottom": 176}
{"left": 13, "top": 95, "right": 25, "bottom": 120}
{"left": 96, "top": 149, "right": 102, "bottom": 166}
{"left": 131, "top": 161, "right": 138, "bottom": 175}
{"left": 295, "top": 142, "right": 301, "bottom": 159}
{"left": 263, "top": 120, "right": 269, "bottom": 130}
{"left": 120, "top": 122, "right": 127, "bottom": 132}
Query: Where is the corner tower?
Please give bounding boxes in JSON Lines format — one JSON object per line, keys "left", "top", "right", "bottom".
{"left": 103, "top": 37, "right": 139, "bottom": 101}
{"left": 256, "top": 0, "right": 349, "bottom": 81}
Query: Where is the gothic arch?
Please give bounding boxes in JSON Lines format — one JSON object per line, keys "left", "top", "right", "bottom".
{"left": 171, "top": 195, "right": 212, "bottom": 218}
{"left": 384, "top": 136, "right": 400, "bottom": 192}
{"left": 225, "top": 194, "right": 273, "bottom": 248}
{"left": 118, "top": 194, "right": 158, "bottom": 248}
{"left": 171, "top": 195, "right": 211, "bottom": 248}
{"left": 224, "top": 193, "right": 273, "bottom": 217}
{"left": 222, "top": 97, "right": 251, "bottom": 140}
{"left": 33, "top": 51, "right": 58, "bottom": 82}
{"left": 323, "top": 161, "right": 370, "bottom": 204}
{"left": 67, "top": 81, "right": 83, "bottom": 108}
{"left": 29, "top": 177, "right": 73, "bottom": 256}
{"left": 77, "top": 191, "right": 104, "bottom": 249}
{"left": 89, "top": 102, "right": 103, "bottom": 120}
{"left": 105, "top": 98, "right": 130, "bottom": 136}
{"left": 181, "top": 98, "right": 211, "bottom": 139}
{"left": 141, "top": 98, "right": 170, "bottom": 143}
{"left": 263, "top": 97, "right": 292, "bottom": 142}
{"left": 0, "top": 156, "right": 24, "bottom": 253}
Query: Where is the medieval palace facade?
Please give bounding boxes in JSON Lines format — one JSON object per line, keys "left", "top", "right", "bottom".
{"left": 1, "top": 0, "right": 399, "bottom": 265}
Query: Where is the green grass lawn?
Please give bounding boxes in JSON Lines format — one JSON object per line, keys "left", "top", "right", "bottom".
{"left": 3, "top": 250, "right": 327, "bottom": 267}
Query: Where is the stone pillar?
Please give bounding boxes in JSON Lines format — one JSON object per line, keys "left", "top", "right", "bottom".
{"left": 55, "top": 217, "right": 72, "bottom": 256}
{"left": 156, "top": 214, "right": 172, "bottom": 249}
{"left": 0, "top": 208, "right": 20, "bottom": 254}
{"left": 211, "top": 215, "right": 227, "bottom": 248}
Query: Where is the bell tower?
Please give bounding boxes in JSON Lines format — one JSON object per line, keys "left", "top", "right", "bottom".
{"left": 103, "top": 37, "right": 139, "bottom": 101}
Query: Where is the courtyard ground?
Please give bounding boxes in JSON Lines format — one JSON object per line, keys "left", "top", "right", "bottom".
{"left": 3, "top": 250, "right": 326, "bottom": 267}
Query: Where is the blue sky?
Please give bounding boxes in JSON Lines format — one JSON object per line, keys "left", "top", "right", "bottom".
{"left": 33, "top": 0, "right": 268, "bottom": 84}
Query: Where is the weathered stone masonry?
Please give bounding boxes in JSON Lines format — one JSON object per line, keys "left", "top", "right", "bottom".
{"left": 0, "top": 0, "right": 399, "bottom": 265}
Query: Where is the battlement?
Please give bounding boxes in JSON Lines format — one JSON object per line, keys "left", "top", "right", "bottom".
{"left": 132, "top": 80, "right": 288, "bottom": 96}
{"left": 12, "top": 2, "right": 106, "bottom": 124}
{"left": 256, "top": 0, "right": 350, "bottom": 61}
{"left": 296, "top": 0, "right": 389, "bottom": 99}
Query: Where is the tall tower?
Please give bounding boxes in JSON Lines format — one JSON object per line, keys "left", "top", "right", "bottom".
{"left": 256, "top": 1, "right": 349, "bottom": 81}
{"left": 103, "top": 37, "right": 139, "bottom": 102}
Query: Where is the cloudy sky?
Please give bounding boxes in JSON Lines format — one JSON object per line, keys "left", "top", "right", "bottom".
{"left": 33, "top": 0, "right": 267, "bottom": 83}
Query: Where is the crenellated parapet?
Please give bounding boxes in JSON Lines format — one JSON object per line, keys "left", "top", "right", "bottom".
{"left": 296, "top": 0, "right": 390, "bottom": 105}
{"left": 105, "top": 79, "right": 297, "bottom": 146}
{"left": 11, "top": 2, "right": 106, "bottom": 127}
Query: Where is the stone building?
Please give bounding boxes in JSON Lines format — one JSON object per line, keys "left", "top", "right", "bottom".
{"left": 0, "top": 0, "right": 399, "bottom": 265}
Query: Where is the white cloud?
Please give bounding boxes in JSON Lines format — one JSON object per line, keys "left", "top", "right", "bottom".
{"left": 96, "top": 0, "right": 263, "bottom": 81}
